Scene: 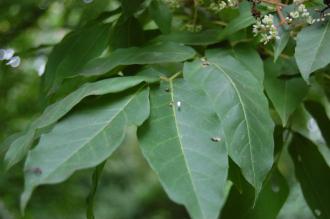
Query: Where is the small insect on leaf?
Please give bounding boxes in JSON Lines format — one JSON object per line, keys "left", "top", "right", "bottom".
{"left": 211, "top": 137, "right": 222, "bottom": 142}
{"left": 176, "top": 101, "right": 181, "bottom": 111}
{"left": 26, "top": 167, "right": 42, "bottom": 176}
{"left": 201, "top": 57, "right": 210, "bottom": 67}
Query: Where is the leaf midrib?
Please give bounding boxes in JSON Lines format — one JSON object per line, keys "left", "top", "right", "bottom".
{"left": 41, "top": 86, "right": 145, "bottom": 182}
{"left": 169, "top": 80, "right": 206, "bottom": 219}
{"left": 211, "top": 62, "right": 257, "bottom": 188}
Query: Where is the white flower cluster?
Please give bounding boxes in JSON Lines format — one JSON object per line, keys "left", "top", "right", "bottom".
{"left": 286, "top": 2, "right": 330, "bottom": 25}
{"left": 163, "top": 0, "right": 181, "bottom": 9}
{"left": 208, "top": 0, "right": 239, "bottom": 13}
{"left": 252, "top": 14, "right": 279, "bottom": 44}
{"left": 0, "top": 48, "right": 21, "bottom": 68}
{"left": 285, "top": 3, "right": 314, "bottom": 24}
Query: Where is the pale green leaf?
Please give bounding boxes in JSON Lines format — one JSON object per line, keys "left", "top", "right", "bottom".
{"left": 184, "top": 50, "right": 274, "bottom": 194}
{"left": 139, "top": 80, "right": 228, "bottom": 219}
{"left": 5, "top": 76, "right": 159, "bottom": 169}
{"left": 295, "top": 21, "right": 330, "bottom": 82}
{"left": 80, "top": 42, "right": 196, "bottom": 76}
{"left": 21, "top": 86, "right": 150, "bottom": 211}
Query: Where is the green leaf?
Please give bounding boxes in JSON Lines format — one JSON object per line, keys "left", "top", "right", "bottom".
{"left": 120, "top": 0, "right": 146, "bottom": 16}
{"left": 139, "top": 80, "right": 228, "bottom": 219}
{"left": 290, "top": 105, "right": 330, "bottom": 166}
{"left": 221, "top": 167, "right": 289, "bottom": 219}
{"left": 184, "top": 50, "right": 274, "bottom": 194}
{"left": 231, "top": 45, "right": 264, "bottom": 84}
{"left": 156, "top": 29, "right": 223, "bottom": 46}
{"left": 273, "top": 29, "right": 290, "bottom": 62}
{"left": 43, "top": 24, "right": 110, "bottom": 93}
{"left": 272, "top": 5, "right": 292, "bottom": 62}
{"left": 109, "top": 15, "right": 145, "bottom": 49}
{"left": 21, "top": 86, "right": 151, "bottom": 211}
{"left": 218, "top": 2, "right": 255, "bottom": 41}
{"left": 149, "top": 0, "right": 172, "bottom": 34}
{"left": 80, "top": 42, "right": 196, "bottom": 77}
{"left": 295, "top": 21, "right": 330, "bottom": 82}
{"left": 264, "top": 59, "right": 309, "bottom": 126}
{"left": 86, "top": 161, "right": 106, "bottom": 219}
{"left": 289, "top": 134, "right": 330, "bottom": 219}
{"left": 305, "top": 101, "right": 330, "bottom": 146}
{"left": 4, "top": 76, "right": 158, "bottom": 169}
{"left": 307, "top": 78, "right": 330, "bottom": 119}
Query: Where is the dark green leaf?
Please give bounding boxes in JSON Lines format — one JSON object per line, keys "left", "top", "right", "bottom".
{"left": 218, "top": 2, "right": 255, "bottom": 41}
{"left": 110, "top": 16, "right": 145, "bottom": 49}
{"left": 80, "top": 42, "right": 196, "bottom": 77}
{"left": 86, "top": 161, "right": 106, "bottom": 219}
{"left": 43, "top": 24, "right": 110, "bottom": 93}
{"left": 289, "top": 134, "right": 330, "bottom": 219}
{"left": 149, "top": 0, "right": 172, "bottom": 34}
{"left": 290, "top": 105, "right": 330, "bottom": 165}
{"left": 156, "top": 29, "right": 223, "bottom": 46}
{"left": 221, "top": 167, "right": 289, "bottom": 219}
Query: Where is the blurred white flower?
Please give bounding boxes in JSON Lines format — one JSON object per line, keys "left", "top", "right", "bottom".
{"left": 6, "top": 56, "right": 21, "bottom": 68}
{"left": 0, "top": 48, "right": 15, "bottom": 61}
{"left": 34, "top": 56, "right": 47, "bottom": 76}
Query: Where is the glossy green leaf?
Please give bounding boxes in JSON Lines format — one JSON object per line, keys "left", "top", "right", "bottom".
{"left": 21, "top": 86, "right": 150, "bottom": 211}
{"left": 295, "top": 21, "right": 330, "bottom": 82}
{"left": 43, "top": 24, "right": 110, "bottom": 93}
{"left": 149, "top": 0, "right": 172, "bottom": 33}
{"left": 4, "top": 76, "right": 158, "bottom": 169}
{"left": 139, "top": 80, "right": 228, "bottom": 219}
{"left": 80, "top": 42, "right": 196, "bottom": 76}
{"left": 289, "top": 134, "right": 330, "bottom": 219}
{"left": 184, "top": 50, "right": 274, "bottom": 194}
{"left": 264, "top": 59, "right": 309, "bottom": 126}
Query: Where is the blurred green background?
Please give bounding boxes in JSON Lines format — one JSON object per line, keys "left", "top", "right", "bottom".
{"left": 0, "top": 0, "right": 315, "bottom": 218}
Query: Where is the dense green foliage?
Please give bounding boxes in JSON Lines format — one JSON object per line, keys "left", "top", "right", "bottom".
{"left": 1, "top": 0, "right": 330, "bottom": 218}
